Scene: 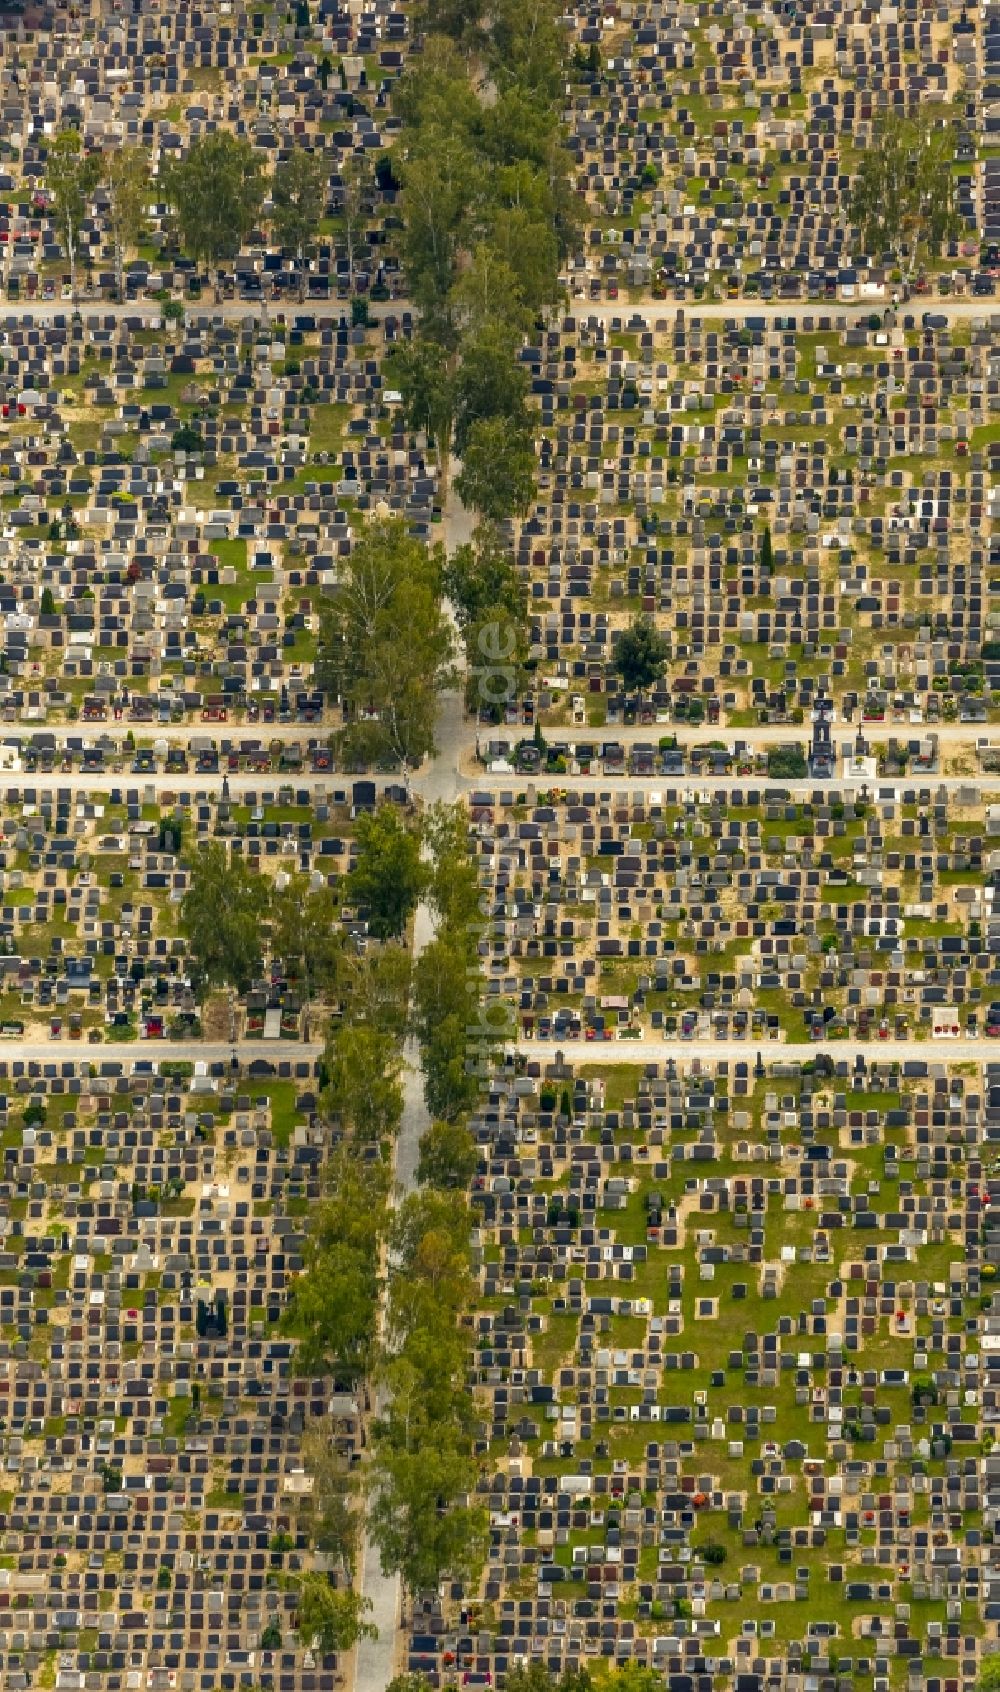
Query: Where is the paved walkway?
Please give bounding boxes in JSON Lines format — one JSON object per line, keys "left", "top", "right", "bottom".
{"left": 7, "top": 1031, "right": 1000, "bottom": 1071}
{"left": 458, "top": 767, "right": 1000, "bottom": 795}
{"left": 0, "top": 1038, "right": 323, "bottom": 1066}
{"left": 514, "top": 1036, "right": 997, "bottom": 1066}
{"left": 0, "top": 291, "right": 993, "bottom": 327}
{"left": 353, "top": 479, "right": 473, "bottom": 1692}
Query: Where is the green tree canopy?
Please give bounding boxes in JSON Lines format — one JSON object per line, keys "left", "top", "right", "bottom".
{"left": 272, "top": 145, "right": 328, "bottom": 290}
{"left": 103, "top": 145, "right": 149, "bottom": 300}
{"left": 269, "top": 874, "right": 342, "bottom": 1001}
{"left": 385, "top": 336, "right": 455, "bottom": 466}
{"left": 394, "top": 36, "right": 481, "bottom": 137}
{"left": 479, "top": 201, "right": 562, "bottom": 318}
{"left": 163, "top": 131, "right": 267, "bottom": 271}
{"left": 347, "top": 804, "right": 428, "bottom": 940}
{"left": 334, "top": 153, "right": 371, "bottom": 293}
{"left": 320, "top": 1023, "right": 404, "bottom": 1144}
{"left": 45, "top": 131, "right": 102, "bottom": 304}
{"left": 455, "top": 416, "right": 536, "bottom": 524}
{"left": 284, "top": 1151, "right": 390, "bottom": 1378}
{"left": 388, "top": 1189, "right": 474, "bottom": 1388}
{"left": 759, "top": 522, "right": 774, "bottom": 572}
{"left": 295, "top": 1575, "right": 375, "bottom": 1654}
{"left": 396, "top": 127, "right": 478, "bottom": 327}
{"left": 374, "top": 1188, "right": 481, "bottom": 1581}
{"left": 369, "top": 1376, "right": 487, "bottom": 1596}
{"left": 613, "top": 613, "right": 669, "bottom": 695}
{"left": 423, "top": 800, "right": 483, "bottom": 930}
{"left": 417, "top": 0, "right": 483, "bottom": 43}
{"left": 767, "top": 744, "right": 808, "bottom": 779}
{"left": 412, "top": 927, "right": 493, "bottom": 1121}
{"left": 334, "top": 942, "right": 412, "bottom": 1041}
{"left": 300, "top": 1415, "right": 362, "bottom": 1576}
{"left": 489, "top": 0, "right": 565, "bottom": 99}
{"left": 319, "top": 520, "right": 455, "bottom": 770}
{"left": 180, "top": 840, "right": 270, "bottom": 993}
{"left": 443, "top": 527, "right": 530, "bottom": 714}
{"left": 848, "top": 110, "right": 962, "bottom": 276}
{"left": 417, "top": 1118, "right": 479, "bottom": 1190}
{"left": 443, "top": 523, "right": 524, "bottom": 633}
{"left": 449, "top": 241, "right": 528, "bottom": 340}
{"left": 506, "top": 1670, "right": 594, "bottom": 1692}
{"left": 453, "top": 324, "right": 530, "bottom": 452}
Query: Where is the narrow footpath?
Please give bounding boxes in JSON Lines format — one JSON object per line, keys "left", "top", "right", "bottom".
{"left": 353, "top": 482, "right": 475, "bottom": 1692}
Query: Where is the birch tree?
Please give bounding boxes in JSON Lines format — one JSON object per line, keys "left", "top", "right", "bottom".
{"left": 104, "top": 145, "right": 149, "bottom": 300}
{"left": 46, "top": 131, "right": 102, "bottom": 305}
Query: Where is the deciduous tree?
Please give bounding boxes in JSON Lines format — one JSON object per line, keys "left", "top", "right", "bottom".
{"left": 443, "top": 524, "right": 529, "bottom": 713}
{"left": 612, "top": 614, "right": 669, "bottom": 696}
{"left": 453, "top": 325, "right": 530, "bottom": 453}
{"left": 385, "top": 336, "right": 455, "bottom": 479}
{"left": 320, "top": 1023, "right": 404, "bottom": 1144}
{"left": 449, "top": 242, "right": 528, "bottom": 340}
{"left": 318, "top": 520, "right": 455, "bottom": 771}
{"left": 388, "top": 1189, "right": 474, "bottom": 1378}
{"left": 180, "top": 840, "right": 270, "bottom": 993}
{"left": 272, "top": 146, "right": 328, "bottom": 299}
{"left": 347, "top": 805, "right": 428, "bottom": 940}
{"left": 455, "top": 416, "right": 536, "bottom": 524}
{"left": 284, "top": 1152, "right": 389, "bottom": 1379}
{"left": 295, "top": 1575, "right": 375, "bottom": 1654}
{"left": 368, "top": 1383, "right": 487, "bottom": 1597}
{"left": 300, "top": 1415, "right": 362, "bottom": 1576}
{"left": 417, "top": 1119, "right": 479, "bottom": 1190}
{"left": 334, "top": 153, "right": 369, "bottom": 295}
{"left": 443, "top": 524, "right": 523, "bottom": 633}
{"left": 163, "top": 132, "right": 266, "bottom": 290}
{"left": 270, "top": 874, "right": 342, "bottom": 1007}
{"left": 103, "top": 145, "right": 150, "bottom": 301}
{"left": 397, "top": 130, "right": 477, "bottom": 326}
{"left": 45, "top": 131, "right": 102, "bottom": 305}
{"left": 489, "top": 0, "right": 565, "bottom": 100}
{"left": 334, "top": 943, "right": 412, "bottom": 1041}
{"left": 849, "top": 110, "right": 962, "bottom": 280}
{"left": 422, "top": 801, "right": 482, "bottom": 931}
{"left": 412, "top": 928, "right": 489, "bottom": 1121}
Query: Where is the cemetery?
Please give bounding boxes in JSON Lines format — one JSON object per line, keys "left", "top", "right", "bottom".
{"left": 0, "top": 0, "right": 990, "bottom": 1689}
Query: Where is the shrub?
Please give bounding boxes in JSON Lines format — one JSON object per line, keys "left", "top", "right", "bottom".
{"left": 767, "top": 745, "right": 807, "bottom": 779}
{"left": 171, "top": 423, "right": 204, "bottom": 453}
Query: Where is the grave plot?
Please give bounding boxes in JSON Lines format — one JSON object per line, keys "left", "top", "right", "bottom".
{"left": 564, "top": 0, "right": 979, "bottom": 303}
{"left": 470, "top": 782, "right": 995, "bottom": 1047}
{"left": 0, "top": 775, "right": 392, "bottom": 1042}
{"left": 0, "top": 1062, "right": 353, "bottom": 1691}
{"left": 486, "top": 311, "right": 1000, "bottom": 737}
{"left": 399, "top": 1054, "right": 986, "bottom": 1690}
{"left": 0, "top": 0, "right": 412, "bottom": 306}
{"left": 0, "top": 310, "right": 439, "bottom": 727}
